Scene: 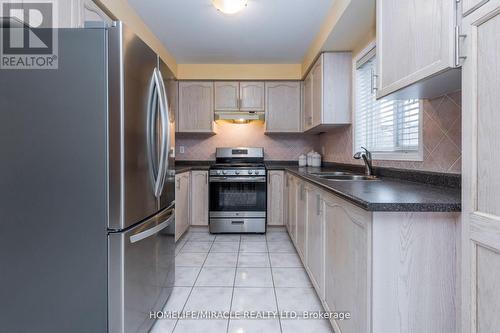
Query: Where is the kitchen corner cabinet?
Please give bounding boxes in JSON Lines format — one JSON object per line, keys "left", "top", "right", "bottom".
{"left": 175, "top": 173, "right": 190, "bottom": 241}
{"left": 302, "top": 52, "right": 352, "bottom": 133}
{"left": 267, "top": 171, "right": 285, "bottom": 226}
{"left": 177, "top": 81, "right": 214, "bottom": 133}
{"left": 265, "top": 82, "right": 302, "bottom": 133}
{"left": 190, "top": 171, "right": 209, "bottom": 226}
{"left": 376, "top": 0, "right": 461, "bottom": 99}
{"left": 284, "top": 172, "right": 458, "bottom": 333}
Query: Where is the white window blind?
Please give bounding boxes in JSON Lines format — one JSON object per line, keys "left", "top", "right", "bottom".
{"left": 354, "top": 53, "right": 422, "bottom": 160}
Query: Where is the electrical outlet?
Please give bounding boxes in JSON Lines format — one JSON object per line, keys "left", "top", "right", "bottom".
{"left": 179, "top": 146, "right": 185, "bottom": 154}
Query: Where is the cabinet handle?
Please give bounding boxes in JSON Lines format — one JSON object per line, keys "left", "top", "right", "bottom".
{"left": 371, "top": 68, "right": 378, "bottom": 95}
{"left": 205, "top": 172, "right": 208, "bottom": 184}
{"left": 455, "top": 25, "right": 467, "bottom": 67}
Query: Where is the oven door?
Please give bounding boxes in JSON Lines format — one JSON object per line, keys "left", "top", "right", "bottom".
{"left": 209, "top": 175, "right": 267, "bottom": 233}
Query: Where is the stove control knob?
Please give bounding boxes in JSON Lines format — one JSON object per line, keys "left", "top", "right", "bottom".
{"left": 222, "top": 170, "right": 227, "bottom": 175}
{"left": 248, "top": 170, "right": 253, "bottom": 175}
{"left": 216, "top": 170, "right": 222, "bottom": 175}
{"left": 235, "top": 170, "right": 240, "bottom": 175}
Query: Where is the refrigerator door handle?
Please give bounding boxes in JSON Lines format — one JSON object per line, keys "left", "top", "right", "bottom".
{"left": 155, "top": 67, "right": 171, "bottom": 196}
{"left": 147, "top": 69, "right": 162, "bottom": 197}
{"left": 129, "top": 212, "right": 174, "bottom": 244}
{"left": 152, "top": 68, "right": 168, "bottom": 198}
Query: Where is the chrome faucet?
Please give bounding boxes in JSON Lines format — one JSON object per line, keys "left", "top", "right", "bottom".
{"left": 353, "top": 147, "right": 374, "bottom": 176}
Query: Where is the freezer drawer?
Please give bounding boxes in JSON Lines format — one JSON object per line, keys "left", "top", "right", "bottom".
{"left": 108, "top": 207, "right": 175, "bottom": 333}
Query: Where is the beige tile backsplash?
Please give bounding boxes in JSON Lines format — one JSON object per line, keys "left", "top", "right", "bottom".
{"left": 319, "top": 91, "right": 462, "bottom": 173}
{"left": 176, "top": 120, "right": 320, "bottom": 161}
{"left": 176, "top": 92, "right": 461, "bottom": 174}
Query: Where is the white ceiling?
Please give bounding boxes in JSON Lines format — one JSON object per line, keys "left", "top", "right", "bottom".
{"left": 128, "top": 0, "right": 335, "bottom": 64}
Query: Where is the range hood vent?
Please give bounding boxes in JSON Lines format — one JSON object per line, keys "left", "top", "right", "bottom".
{"left": 215, "top": 111, "right": 265, "bottom": 122}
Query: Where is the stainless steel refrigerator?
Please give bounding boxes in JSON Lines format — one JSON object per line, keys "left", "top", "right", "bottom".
{"left": 0, "top": 22, "right": 176, "bottom": 333}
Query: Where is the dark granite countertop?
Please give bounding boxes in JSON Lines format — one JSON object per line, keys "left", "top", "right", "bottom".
{"left": 266, "top": 163, "right": 461, "bottom": 212}
{"left": 175, "top": 161, "right": 212, "bottom": 174}
{"left": 176, "top": 160, "right": 461, "bottom": 212}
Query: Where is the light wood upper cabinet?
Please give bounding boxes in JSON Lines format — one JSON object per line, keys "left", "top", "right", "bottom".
{"left": 303, "top": 74, "right": 313, "bottom": 130}
{"left": 239, "top": 82, "right": 265, "bottom": 111}
{"left": 190, "top": 171, "right": 209, "bottom": 226}
{"left": 265, "top": 82, "right": 302, "bottom": 133}
{"left": 305, "top": 186, "right": 324, "bottom": 298}
{"left": 178, "top": 81, "right": 214, "bottom": 133}
{"left": 462, "top": 2, "right": 500, "bottom": 332}
{"left": 267, "top": 171, "right": 285, "bottom": 226}
{"left": 175, "top": 173, "right": 190, "bottom": 241}
{"left": 303, "top": 52, "right": 352, "bottom": 133}
{"left": 214, "top": 82, "right": 239, "bottom": 111}
{"left": 376, "top": 0, "right": 461, "bottom": 99}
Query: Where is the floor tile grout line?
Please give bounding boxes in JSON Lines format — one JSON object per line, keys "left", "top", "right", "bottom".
{"left": 172, "top": 234, "right": 215, "bottom": 333}
{"left": 227, "top": 237, "right": 241, "bottom": 333}
{"left": 267, "top": 235, "right": 284, "bottom": 333}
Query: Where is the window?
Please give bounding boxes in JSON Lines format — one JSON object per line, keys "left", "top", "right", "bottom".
{"left": 353, "top": 47, "right": 423, "bottom": 161}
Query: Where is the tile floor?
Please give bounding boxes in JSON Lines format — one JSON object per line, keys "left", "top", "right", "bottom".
{"left": 150, "top": 226, "right": 334, "bottom": 333}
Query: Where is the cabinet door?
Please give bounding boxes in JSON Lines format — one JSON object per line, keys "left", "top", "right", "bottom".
{"left": 178, "top": 81, "right": 214, "bottom": 133}
{"left": 265, "top": 82, "right": 301, "bottom": 133}
{"left": 303, "top": 74, "right": 313, "bottom": 131}
{"left": 296, "top": 181, "right": 307, "bottom": 259}
{"left": 311, "top": 59, "right": 323, "bottom": 127}
{"left": 239, "top": 82, "right": 265, "bottom": 111}
{"left": 175, "top": 173, "right": 190, "bottom": 241}
{"left": 376, "top": 0, "right": 456, "bottom": 98}
{"left": 190, "top": 171, "right": 208, "bottom": 226}
{"left": 214, "top": 82, "right": 239, "bottom": 111}
{"left": 462, "top": 3, "right": 500, "bottom": 332}
{"left": 463, "top": 0, "right": 489, "bottom": 16}
{"left": 306, "top": 187, "right": 324, "bottom": 297}
{"left": 324, "top": 194, "right": 370, "bottom": 333}
{"left": 267, "top": 171, "right": 285, "bottom": 226}
{"left": 287, "top": 176, "right": 297, "bottom": 242}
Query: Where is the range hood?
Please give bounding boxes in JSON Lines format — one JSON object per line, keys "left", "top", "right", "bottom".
{"left": 215, "top": 111, "right": 265, "bottom": 122}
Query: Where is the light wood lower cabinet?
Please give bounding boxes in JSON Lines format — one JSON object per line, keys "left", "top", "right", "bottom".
{"left": 462, "top": 2, "right": 500, "bottom": 332}
{"left": 285, "top": 172, "right": 459, "bottom": 333}
{"left": 286, "top": 174, "right": 297, "bottom": 242}
{"left": 267, "top": 171, "right": 285, "bottom": 226}
{"left": 323, "top": 193, "right": 371, "bottom": 333}
{"left": 190, "top": 171, "right": 209, "bottom": 226}
{"left": 295, "top": 180, "right": 307, "bottom": 259}
{"left": 175, "top": 172, "right": 190, "bottom": 241}
{"left": 305, "top": 185, "right": 324, "bottom": 298}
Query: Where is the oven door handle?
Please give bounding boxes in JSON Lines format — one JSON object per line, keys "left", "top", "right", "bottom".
{"left": 209, "top": 176, "right": 267, "bottom": 183}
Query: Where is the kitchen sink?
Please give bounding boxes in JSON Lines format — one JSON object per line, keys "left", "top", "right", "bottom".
{"left": 311, "top": 172, "right": 379, "bottom": 181}
{"left": 308, "top": 171, "right": 354, "bottom": 176}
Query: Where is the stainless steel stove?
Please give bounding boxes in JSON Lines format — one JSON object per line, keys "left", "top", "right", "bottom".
{"left": 209, "top": 147, "right": 267, "bottom": 234}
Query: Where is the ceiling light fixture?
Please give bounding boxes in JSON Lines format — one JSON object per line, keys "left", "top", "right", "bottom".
{"left": 212, "top": 0, "right": 248, "bottom": 15}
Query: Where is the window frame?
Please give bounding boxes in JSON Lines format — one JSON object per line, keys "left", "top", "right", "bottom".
{"left": 352, "top": 41, "right": 424, "bottom": 162}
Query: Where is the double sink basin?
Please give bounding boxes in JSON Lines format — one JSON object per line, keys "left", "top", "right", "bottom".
{"left": 308, "top": 171, "right": 379, "bottom": 181}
